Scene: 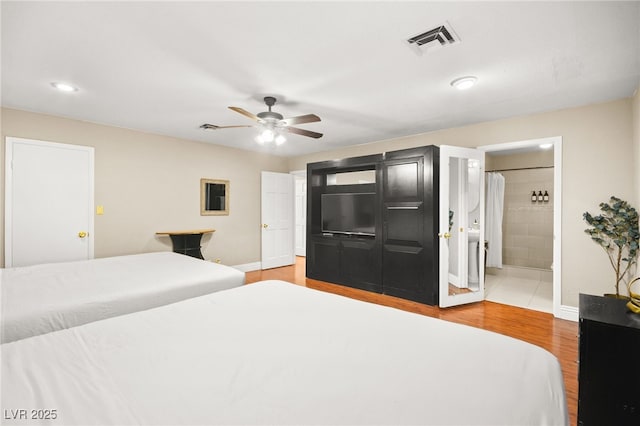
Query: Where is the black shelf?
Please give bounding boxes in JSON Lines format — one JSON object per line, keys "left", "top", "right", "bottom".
{"left": 306, "top": 145, "right": 439, "bottom": 305}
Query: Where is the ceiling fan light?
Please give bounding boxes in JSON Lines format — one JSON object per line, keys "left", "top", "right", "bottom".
{"left": 255, "top": 135, "right": 266, "bottom": 145}
{"left": 275, "top": 134, "right": 286, "bottom": 145}
{"left": 450, "top": 76, "right": 477, "bottom": 90}
{"left": 260, "top": 128, "right": 275, "bottom": 143}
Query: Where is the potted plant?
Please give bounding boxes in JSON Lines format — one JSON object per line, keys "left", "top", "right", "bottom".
{"left": 628, "top": 276, "right": 640, "bottom": 313}
{"left": 583, "top": 196, "right": 639, "bottom": 299}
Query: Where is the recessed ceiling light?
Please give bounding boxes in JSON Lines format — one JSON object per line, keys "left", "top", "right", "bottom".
{"left": 50, "top": 82, "right": 78, "bottom": 92}
{"left": 450, "top": 76, "right": 477, "bottom": 90}
{"left": 539, "top": 143, "right": 553, "bottom": 150}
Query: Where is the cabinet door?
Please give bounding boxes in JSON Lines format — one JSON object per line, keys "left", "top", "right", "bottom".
{"left": 381, "top": 148, "right": 438, "bottom": 304}
{"left": 307, "top": 238, "right": 341, "bottom": 283}
{"left": 341, "top": 239, "right": 382, "bottom": 292}
{"left": 578, "top": 319, "right": 640, "bottom": 425}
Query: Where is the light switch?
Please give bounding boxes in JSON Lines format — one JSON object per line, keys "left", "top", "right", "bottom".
{"left": 96, "top": 205, "right": 104, "bottom": 215}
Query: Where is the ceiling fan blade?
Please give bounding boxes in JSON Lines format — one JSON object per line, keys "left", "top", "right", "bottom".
{"left": 280, "top": 114, "right": 321, "bottom": 126}
{"left": 284, "top": 126, "right": 323, "bottom": 139}
{"left": 200, "top": 123, "right": 253, "bottom": 130}
{"left": 228, "top": 106, "right": 261, "bottom": 122}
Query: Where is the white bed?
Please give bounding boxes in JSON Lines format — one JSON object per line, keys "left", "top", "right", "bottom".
{"left": 0, "top": 252, "right": 244, "bottom": 343}
{"left": 1, "top": 280, "right": 568, "bottom": 425}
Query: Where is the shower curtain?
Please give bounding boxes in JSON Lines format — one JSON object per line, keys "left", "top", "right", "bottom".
{"left": 485, "top": 172, "right": 505, "bottom": 268}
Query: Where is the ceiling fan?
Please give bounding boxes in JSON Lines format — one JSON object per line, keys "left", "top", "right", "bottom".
{"left": 200, "top": 96, "right": 323, "bottom": 144}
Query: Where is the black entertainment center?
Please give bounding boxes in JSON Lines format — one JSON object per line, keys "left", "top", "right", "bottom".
{"left": 306, "top": 145, "right": 440, "bottom": 305}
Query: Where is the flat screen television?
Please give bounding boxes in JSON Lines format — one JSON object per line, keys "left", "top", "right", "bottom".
{"left": 321, "top": 192, "right": 375, "bottom": 236}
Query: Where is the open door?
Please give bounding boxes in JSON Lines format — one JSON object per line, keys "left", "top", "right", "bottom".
{"left": 439, "top": 146, "right": 485, "bottom": 307}
{"left": 261, "top": 171, "right": 294, "bottom": 269}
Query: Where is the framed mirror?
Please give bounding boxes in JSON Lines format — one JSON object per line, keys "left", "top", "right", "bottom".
{"left": 439, "top": 145, "right": 485, "bottom": 308}
{"left": 200, "top": 178, "right": 229, "bottom": 216}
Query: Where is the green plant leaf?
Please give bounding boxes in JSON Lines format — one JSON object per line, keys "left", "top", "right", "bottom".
{"left": 583, "top": 196, "right": 640, "bottom": 294}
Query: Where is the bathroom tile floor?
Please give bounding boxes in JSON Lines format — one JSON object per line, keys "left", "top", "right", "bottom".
{"left": 485, "top": 274, "right": 553, "bottom": 313}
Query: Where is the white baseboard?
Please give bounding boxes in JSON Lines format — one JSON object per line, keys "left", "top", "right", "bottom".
{"left": 448, "top": 273, "right": 459, "bottom": 287}
{"left": 232, "top": 261, "right": 262, "bottom": 273}
{"left": 555, "top": 304, "right": 578, "bottom": 322}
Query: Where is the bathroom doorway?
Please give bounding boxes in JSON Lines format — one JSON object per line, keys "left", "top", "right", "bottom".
{"left": 479, "top": 137, "right": 562, "bottom": 318}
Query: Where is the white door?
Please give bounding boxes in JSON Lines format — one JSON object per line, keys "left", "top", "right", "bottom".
{"left": 261, "top": 171, "right": 294, "bottom": 269}
{"left": 294, "top": 176, "right": 306, "bottom": 256}
{"left": 439, "top": 145, "right": 485, "bottom": 307}
{"left": 5, "top": 137, "right": 94, "bottom": 267}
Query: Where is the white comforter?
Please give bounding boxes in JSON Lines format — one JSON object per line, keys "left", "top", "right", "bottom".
{"left": 0, "top": 280, "right": 567, "bottom": 425}
{"left": 0, "top": 252, "right": 244, "bottom": 343}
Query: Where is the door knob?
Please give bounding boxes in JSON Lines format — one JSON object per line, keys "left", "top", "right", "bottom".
{"left": 78, "top": 231, "right": 88, "bottom": 238}
{"left": 263, "top": 224, "right": 268, "bottom": 229}
{"left": 440, "top": 232, "right": 451, "bottom": 239}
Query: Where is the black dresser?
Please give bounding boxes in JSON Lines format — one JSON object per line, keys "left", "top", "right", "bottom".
{"left": 578, "top": 293, "right": 640, "bottom": 425}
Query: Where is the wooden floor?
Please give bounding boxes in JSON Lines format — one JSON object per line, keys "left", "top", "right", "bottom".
{"left": 246, "top": 256, "right": 579, "bottom": 425}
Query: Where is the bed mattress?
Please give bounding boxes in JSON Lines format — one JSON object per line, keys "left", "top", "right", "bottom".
{"left": 0, "top": 252, "right": 245, "bottom": 343}
{"left": 1, "top": 280, "right": 567, "bottom": 425}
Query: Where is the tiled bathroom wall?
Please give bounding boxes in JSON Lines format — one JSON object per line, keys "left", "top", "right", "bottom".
{"left": 486, "top": 150, "right": 554, "bottom": 271}
{"left": 501, "top": 168, "right": 553, "bottom": 269}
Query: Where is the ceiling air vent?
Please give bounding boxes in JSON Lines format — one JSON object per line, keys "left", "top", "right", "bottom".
{"left": 406, "top": 22, "right": 459, "bottom": 55}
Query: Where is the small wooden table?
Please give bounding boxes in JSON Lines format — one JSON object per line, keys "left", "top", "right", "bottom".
{"left": 155, "top": 229, "right": 215, "bottom": 259}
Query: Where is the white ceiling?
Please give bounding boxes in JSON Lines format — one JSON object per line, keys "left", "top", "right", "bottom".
{"left": 2, "top": 1, "right": 639, "bottom": 157}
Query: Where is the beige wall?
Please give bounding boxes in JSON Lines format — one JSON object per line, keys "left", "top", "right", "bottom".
{"left": 486, "top": 150, "right": 553, "bottom": 171}
{"left": 289, "top": 99, "right": 636, "bottom": 307}
{"left": 633, "top": 87, "right": 640, "bottom": 207}
{"left": 1, "top": 108, "right": 289, "bottom": 267}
